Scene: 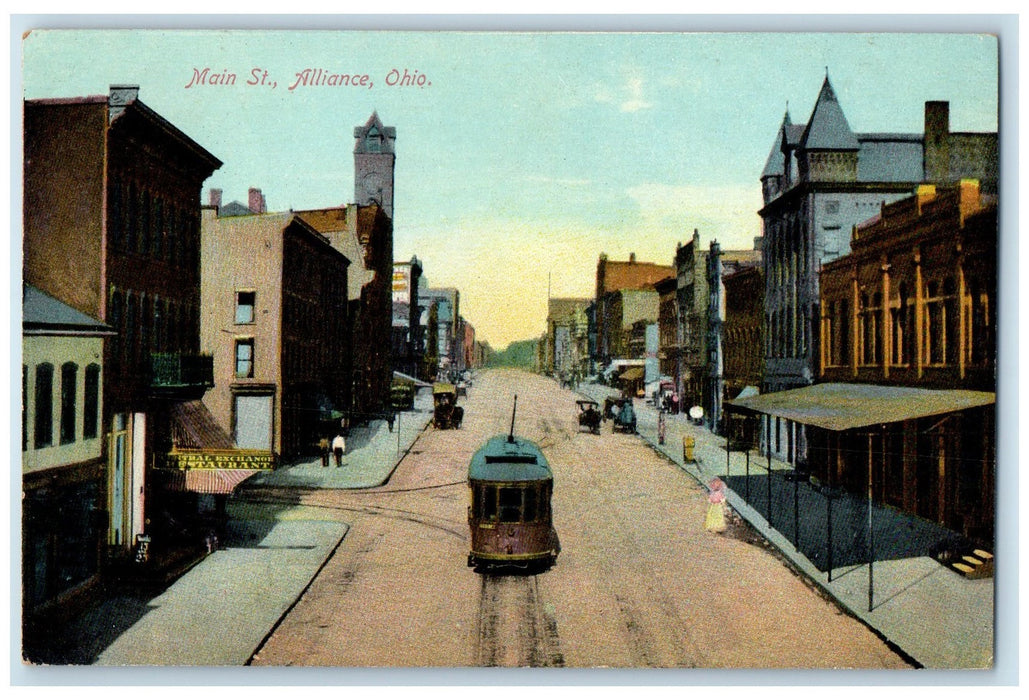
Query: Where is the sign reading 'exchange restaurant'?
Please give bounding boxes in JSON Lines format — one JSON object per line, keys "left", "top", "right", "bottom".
{"left": 165, "top": 450, "right": 276, "bottom": 471}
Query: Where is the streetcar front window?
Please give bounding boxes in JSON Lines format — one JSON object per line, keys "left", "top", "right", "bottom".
{"left": 481, "top": 485, "right": 497, "bottom": 520}
{"left": 523, "top": 488, "right": 538, "bottom": 522}
{"left": 498, "top": 487, "right": 521, "bottom": 522}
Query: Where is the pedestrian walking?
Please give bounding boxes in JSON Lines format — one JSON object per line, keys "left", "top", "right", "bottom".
{"left": 332, "top": 433, "right": 346, "bottom": 467}
{"left": 658, "top": 411, "right": 666, "bottom": 445}
{"left": 705, "top": 477, "right": 728, "bottom": 533}
{"left": 319, "top": 436, "right": 331, "bottom": 467}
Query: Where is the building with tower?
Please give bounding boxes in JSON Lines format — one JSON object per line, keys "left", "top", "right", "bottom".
{"left": 354, "top": 112, "right": 396, "bottom": 219}
{"left": 758, "top": 74, "right": 997, "bottom": 463}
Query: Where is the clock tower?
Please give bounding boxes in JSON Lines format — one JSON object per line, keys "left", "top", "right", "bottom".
{"left": 354, "top": 112, "right": 396, "bottom": 219}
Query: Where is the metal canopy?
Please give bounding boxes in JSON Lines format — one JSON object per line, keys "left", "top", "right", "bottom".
{"left": 620, "top": 367, "right": 644, "bottom": 381}
{"left": 726, "top": 383, "right": 994, "bottom": 432}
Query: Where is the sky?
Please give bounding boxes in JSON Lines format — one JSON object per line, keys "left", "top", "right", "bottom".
{"left": 18, "top": 25, "right": 1001, "bottom": 349}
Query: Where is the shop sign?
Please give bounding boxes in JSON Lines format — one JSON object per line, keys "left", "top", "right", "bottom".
{"left": 164, "top": 449, "right": 275, "bottom": 471}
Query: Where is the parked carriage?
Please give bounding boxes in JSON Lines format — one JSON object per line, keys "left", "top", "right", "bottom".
{"left": 467, "top": 397, "right": 559, "bottom": 572}
{"left": 612, "top": 400, "right": 637, "bottom": 434}
{"left": 576, "top": 399, "right": 602, "bottom": 435}
{"left": 432, "top": 382, "right": 463, "bottom": 429}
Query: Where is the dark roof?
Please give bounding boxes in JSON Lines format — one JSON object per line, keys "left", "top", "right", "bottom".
{"left": 801, "top": 77, "right": 860, "bottom": 151}
{"left": 763, "top": 80, "right": 926, "bottom": 184}
{"left": 218, "top": 201, "right": 253, "bottom": 217}
{"left": 761, "top": 112, "right": 790, "bottom": 178}
{"left": 856, "top": 135, "right": 924, "bottom": 181}
{"left": 22, "top": 284, "right": 112, "bottom": 335}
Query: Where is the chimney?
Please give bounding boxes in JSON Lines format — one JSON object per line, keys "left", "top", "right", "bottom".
{"left": 248, "top": 187, "right": 266, "bottom": 214}
{"left": 108, "top": 84, "right": 139, "bottom": 122}
{"left": 209, "top": 188, "right": 223, "bottom": 209}
{"left": 924, "top": 101, "right": 951, "bottom": 183}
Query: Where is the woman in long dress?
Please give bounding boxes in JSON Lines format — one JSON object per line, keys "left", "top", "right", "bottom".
{"left": 705, "top": 478, "right": 727, "bottom": 533}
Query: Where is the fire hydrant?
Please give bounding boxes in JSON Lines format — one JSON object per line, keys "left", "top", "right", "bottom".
{"left": 683, "top": 436, "right": 696, "bottom": 463}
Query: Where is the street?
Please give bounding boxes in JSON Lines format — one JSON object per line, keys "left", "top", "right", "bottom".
{"left": 247, "top": 369, "right": 910, "bottom": 668}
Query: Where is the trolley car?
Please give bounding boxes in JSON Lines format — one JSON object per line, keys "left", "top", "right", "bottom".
{"left": 467, "top": 399, "right": 559, "bottom": 572}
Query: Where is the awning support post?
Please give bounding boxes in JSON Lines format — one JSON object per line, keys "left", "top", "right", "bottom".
{"left": 745, "top": 447, "right": 750, "bottom": 503}
{"left": 766, "top": 414, "right": 773, "bottom": 523}
{"left": 867, "top": 431, "right": 875, "bottom": 613}
{"left": 827, "top": 432, "right": 835, "bottom": 583}
{"left": 794, "top": 448, "right": 800, "bottom": 552}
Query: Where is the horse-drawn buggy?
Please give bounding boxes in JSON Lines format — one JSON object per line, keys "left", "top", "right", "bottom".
{"left": 433, "top": 382, "right": 464, "bottom": 429}
{"left": 576, "top": 399, "right": 602, "bottom": 435}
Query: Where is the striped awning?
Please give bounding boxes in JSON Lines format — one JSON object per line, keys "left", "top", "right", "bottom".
{"left": 162, "top": 400, "right": 272, "bottom": 494}
{"left": 160, "top": 468, "right": 260, "bottom": 495}
{"left": 171, "top": 400, "right": 234, "bottom": 449}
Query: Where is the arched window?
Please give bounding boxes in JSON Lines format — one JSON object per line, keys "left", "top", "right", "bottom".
{"left": 839, "top": 297, "right": 850, "bottom": 366}
{"left": 60, "top": 362, "right": 78, "bottom": 444}
{"left": 925, "top": 280, "right": 945, "bottom": 365}
{"left": 34, "top": 363, "right": 54, "bottom": 449}
{"left": 126, "top": 182, "right": 138, "bottom": 253}
{"left": 944, "top": 278, "right": 959, "bottom": 365}
{"left": 125, "top": 293, "right": 137, "bottom": 366}
{"left": 109, "top": 288, "right": 123, "bottom": 366}
{"left": 84, "top": 364, "right": 100, "bottom": 440}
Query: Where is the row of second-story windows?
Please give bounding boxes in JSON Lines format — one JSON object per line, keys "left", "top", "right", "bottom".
{"left": 822, "top": 276, "right": 994, "bottom": 370}
{"left": 107, "top": 179, "right": 200, "bottom": 270}
{"left": 108, "top": 288, "right": 198, "bottom": 370}
{"left": 23, "top": 363, "right": 101, "bottom": 451}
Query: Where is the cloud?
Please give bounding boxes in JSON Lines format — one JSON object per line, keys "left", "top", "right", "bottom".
{"left": 595, "top": 74, "right": 653, "bottom": 113}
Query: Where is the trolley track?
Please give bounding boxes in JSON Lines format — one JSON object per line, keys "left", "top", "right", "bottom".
{"left": 238, "top": 491, "right": 468, "bottom": 540}
{"left": 475, "top": 573, "right": 564, "bottom": 667}
{"left": 542, "top": 413, "right": 707, "bottom": 668}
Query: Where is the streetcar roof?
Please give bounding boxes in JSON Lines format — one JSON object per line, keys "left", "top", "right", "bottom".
{"left": 468, "top": 434, "right": 553, "bottom": 481}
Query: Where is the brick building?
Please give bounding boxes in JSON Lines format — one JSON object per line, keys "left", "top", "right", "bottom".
{"left": 758, "top": 75, "right": 997, "bottom": 462}
{"left": 24, "top": 85, "right": 232, "bottom": 573}
{"left": 200, "top": 208, "right": 351, "bottom": 459}
{"left": 814, "top": 181, "right": 996, "bottom": 543}
{"left": 594, "top": 253, "right": 673, "bottom": 370}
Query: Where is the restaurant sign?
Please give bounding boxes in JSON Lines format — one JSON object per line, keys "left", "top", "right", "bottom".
{"left": 164, "top": 449, "right": 276, "bottom": 471}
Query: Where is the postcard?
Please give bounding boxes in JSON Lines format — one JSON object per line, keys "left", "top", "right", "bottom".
{"left": 16, "top": 22, "right": 1010, "bottom": 680}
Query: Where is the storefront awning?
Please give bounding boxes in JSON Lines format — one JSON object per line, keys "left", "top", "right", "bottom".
{"left": 160, "top": 468, "right": 261, "bottom": 495}
{"left": 620, "top": 367, "right": 644, "bottom": 381}
{"left": 171, "top": 400, "right": 234, "bottom": 449}
{"left": 726, "top": 383, "right": 994, "bottom": 432}
{"left": 165, "top": 401, "right": 274, "bottom": 494}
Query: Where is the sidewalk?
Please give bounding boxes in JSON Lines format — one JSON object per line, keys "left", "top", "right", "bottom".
{"left": 244, "top": 388, "right": 435, "bottom": 490}
{"left": 21, "top": 390, "right": 434, "bottom": 669}
{"left": 577, "top": 383, "right": 994, "bottom": 670}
